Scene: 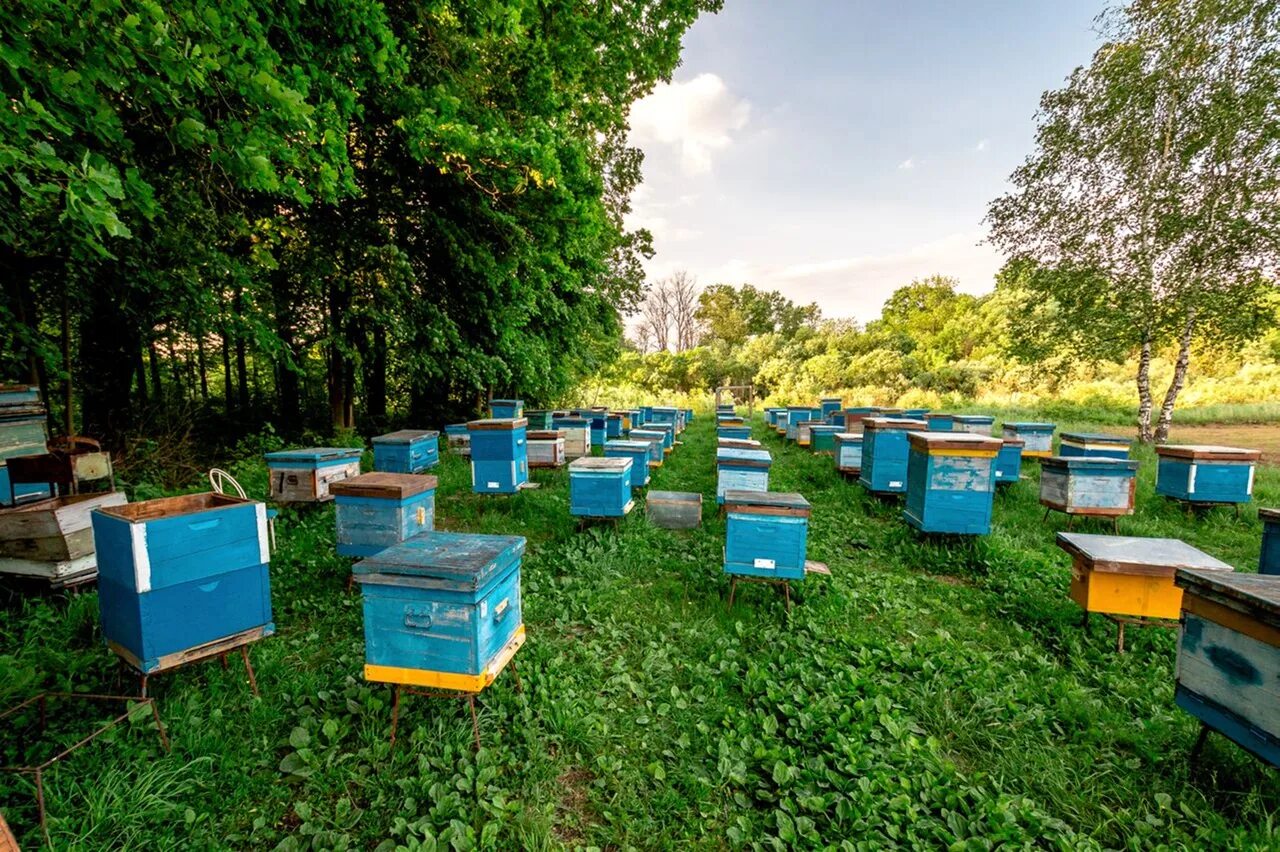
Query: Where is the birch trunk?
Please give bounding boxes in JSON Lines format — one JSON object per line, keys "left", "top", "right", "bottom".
{"left": 1136, "top": 332, "right": 1154, "bottom": 443}
{"left": 1154, "top": 309, "right": 1197, "bottom": 443}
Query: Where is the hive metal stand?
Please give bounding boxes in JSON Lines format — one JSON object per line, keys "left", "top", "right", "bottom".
{"left": 1081, "top": 610, "right": 1177, "bottom": 654}
{"left": 388, "top": 661, "right": 523, "bottom": 751}
{"left": 112, "top": 625, "right": 268, "bottom": 699}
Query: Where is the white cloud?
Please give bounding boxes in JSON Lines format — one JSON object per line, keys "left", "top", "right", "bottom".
{"left": 629, "top": 74, "right": 750, "bottom": 175}
{"left": 897, "top": 158, "right": 915, "bottom": 170}
{"left": 974, "top": 139, "right": 989, "bottom": 152}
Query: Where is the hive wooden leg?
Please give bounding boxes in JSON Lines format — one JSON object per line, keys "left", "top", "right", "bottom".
{"left": 139, "top": 674, "right": 149, "bottom": 699}
{"left": 150, "top": 699, "right": 171, "bottom": 752}
{"left": 509, "top": 660, "right": 523, "bottom": 695}
{"left": 1116, "top": 621, "right": 1126, "bottom": 654}
{"left": 468, "top": 695, "right": 480, "bottom": 751}
{"left": 389, "top": 686, "right": 402, "bottom": 747}
{"left": 35, "top": 766, "right": 49, "bottom": 848}
{"left": 727, "top": 577, "right": 738, "bottom": 608}
{"left": 1190, "top": 723, "right": 1211, "bottom": 764}
{"left": 784, "top": 582, "right": 792, "bottom": 614}
{"left": 240, "top": 646, "right": 260, "bottom": 697}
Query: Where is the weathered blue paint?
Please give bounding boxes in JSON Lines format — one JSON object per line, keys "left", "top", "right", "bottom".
{"left": 1001, "top": 422, "right": 1055, "bottom": 457}
{"left": 649, "top": 423, "right": 675, "bottom": 451}
{"left": 994, "top": 439, "right": 1024, "bottom": 485}
{"left": 355, "top": 531, "right": 524, "bottom": 677}
{"left": 902, "top": 408, "right": 931, "bottom": 418}
{"left": 605, "top": 413, "right": 623, "bottom": 439}
{"left": 786, "top": 407, "right": 815, "bottom": 440}
{"left": 628, "top": 429, "right": 666, "bottom": 465}
{"left": 372, "top": 430, "right": 440, "bottom": 474}
{"left": 604, "top": 440, "right": 652, "bottom": 487}
{"left": 0, "top": 388, "right": 50, "bottom": 506}
{"left": 570, "top": 457, "right": 633, "bottom": 517}
{"left": 858, "top": 418, "right": 927, "bottom": 495}
{"left": 924, "top": 413, "right": 954, "bottom": 432}
{"left": 951, "top": 415, "right": 995, "bottom": 435}
{"left": 1039, "top": 456, "right": 1139, "bottom": 516}
{"left": 468, "top": 419, "right": 529, "bottom": 494}
{"left": 834, "top": 433, "right": 864, "bottom": 473}
{"left": 650, "top": 406, "right": 680, "bottom": 429}
{"left": 828, "top": 411, "right": 846, "bottom": 427}
{"left": 717, "top": 425, "right": 751, "bottom": 441}
{"left": 1260, "top": 509, "right": 1280, "bottom": 575}
{"left": 716, "top": 448, "right": 772, "bottom": 504}
{"left": 265, "top": 447, "right": 363, "bottom": 469}
{"left": 723, "top": 491, "right": 810, "bottom": 580}
{"left": 809, "top": 425, "right": 842, "bottom": 453}
{"left": 0, "top": 466, "right": 50, "bottom": 506}
{"left": 1174, "top": 569, "right": 1280, "bottom": 768}
{"left": 332, "top": 474, "right": 437, "bottom": 558}
{"left": 640, "top": 405, "right": 654, "bottom": 423}
{"left": 1059, "top": 432, "right": 1133, "bottom": 459}
{"left": 1155, "top": 445, "right": 1259, "bottom": 506}
{"left": 92, "top": 494, "right": 273, "bottom": 672}
{"left": 820, "top": 398, "right": 843, "bottom": 419}
{"left": 903, "top": 433, "right": 1001, "bottom": 535}
{"left": 489, "top": 399, "right": 524, "bottom": 419}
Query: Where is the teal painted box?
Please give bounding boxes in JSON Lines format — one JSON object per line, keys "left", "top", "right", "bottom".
{"left": 1039, "top": 456, "right": 1139, "bottom": 519}
{"left": 1060, "top": 432, "right": 1133, "bottom": 460}
{"left": 265, "top": 447, "right": 363, "bottom": 503}
{"left": 1155, "top": 445, "right": 1259, "bottom": 506}
{"left": 810, "top": 425, "right": 842, "bottom": 454}
{"left": 604, "top": 440, "right": 652, "bottom": 488}
{"left": 820, "top": 398, "right": 843, "bottom": 419}
{"left": 924, "top": 413, "right": 954, "bottom": 432}
{"left": 570, "top": 457, "right": 634, "bottom": 517}
{"left": 490, "top": 399, "right": 524, "bottom": 419}
{"left": 786, "top": 406, "right": 814, "bottom": 440}
{"left": 718, "top": 425, "right": 751, "bottom": 441}
{"left": 859, "top": 418, "right": 927, "bottom": 495}
{"left": 903, "top": 432, "right": 1001, "bottom": 535}
{"left": 994, "top": 438, "right": 1024, "bottom": 485}
{"left": 332, "top": 473, "right": 437, "bottom": 558}
{"left": 1261, "top": 508, "right": 1280, "bottom": 576}
{"left": 355, "top": 530, "right": 525, "bottom": 691}
{"left": 952, "top": 414, "right": 995, "bottom": 436}
{"left": 1001, "top": 422, "right": 1055, "bottom": 458}
{"left": 648, "top": 423, "right": 675, "bottom": 453}
{"left": 834, "top": 433, "right": 864, "bottom": 474}
{"left": 629, "top": 429, "right": 667, "bottom": 466}
{"left": 92, "top": 493, "right": 273, "bottom": 673}
{"left": 716, "top": 447, "right": 772, "bottom": 504}
{"left": 606, "top": 413, "right": 623, "bottom": 439}
{"left": 723, "top": 491, "right": 811, "bottom": 581}
{"left": 468, "top": 418, "right": 529, "bottom": 494}
{"left": 372, "top": 429, "right": 440, "bottom": 474}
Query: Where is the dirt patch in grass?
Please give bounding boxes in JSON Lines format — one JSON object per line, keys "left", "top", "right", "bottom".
{"left": 929, "top": 574, "right": 974, "bottom": 587}
{"left": 552, "top": 767, "right": 594, "bottom": 845}
{"left": 1166, "top": 424, "right": 1280, "bottom": 464}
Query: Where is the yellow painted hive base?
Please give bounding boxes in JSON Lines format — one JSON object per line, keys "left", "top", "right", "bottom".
{"left": 365, "top": 625, "right": 526, "bottom": 693}
{"left": 1070, "top": 568, "right": 1182, "bottom": 620}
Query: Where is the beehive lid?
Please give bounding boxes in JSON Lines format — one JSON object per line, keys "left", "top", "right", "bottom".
{"left": 810, "top": 425, "right": 843, "bottom": 433}
{"left": 648, "top": 490, "right": 701, "bottom": 505}
{"left": 606, "top": 413, "right": 622, "bottom": 421}
{"left": 1154, "top": 444, "right": 1261, "bottom": 461}
{"left": 652, "top": 406, "right": 679, "bottom": 413}
{"left": 372, "top": 429, "right": 439, "bottom": 445}
{"left": 264, "top": 447, "right": 362, "bottom": 463}
{"left": 821, "top": 398, "right": 843, "bottom": 404}
{"left": 907, "top": 432, "right": 1002, "bottom": 452}
{"left": 864, "top": 417, "right": 928, "bottom": 431}
{"left": 330, "top": 472, "right": 437, "bottom": 499}
{"left": 630, "top": 429, "right": 664, "bottom": 439}
{"left": 354, "top": 530, "right": 525, "bottom": 589}
{"left": 1001, "top": 437, "right": 1026, "bottom": 448}
{"left": 1175, "top": 569, "right": 1280, "bottom": 629}
{"left": 786, "top": 405, "right": 814, "bottom": 412}
{"left": 491, "top": 398, "right": 523, "bottom": 406}
{"left": 716, "top": 448, "right": 772, "bottom": 468}
{"left": 570, "top": 457, "right": 632, "bottom": 473}
{"left": 1060, "top": 432, "right": 1133, "bottom": 445}
{"left": 1041, "top": 456, "right": 1140, "bottom": 472}
{"left": 1005, "top": 421, "right": 1055, "bottom": 430}
{"left": 1056, "top": 533, "right": 1234, "bottom": 576}
{"left": 717, "top": 438, "right": 762, "bottom": 449}
{"left": 924, "top": 413, "right": 954, "bottom": 420}
{"left": 553, "top": 415, "right": 589, "bottom": 424}
{"left": 97, "top": 492, "right": 256, "bottom": 523}
{"left": 952, "top": 414, "right": 995, "bottom": 423}
{"left": 527, "top": 430, "right": 563, "bottom": 441}
{"left": 467, "top": 418, "right": 528, "bottom": 430}
{"left": 444, "top": 423, "right": 470, "bottom": 434}
{"left": 1259, "top": 507, "right": 1280, "bottom": 523}
{"left": 723, "top": 490, "right": 810, "bottom": 516}
{"left": 834, "top": 432, "right": 864, "bottom": 442}
{"left": 605, "top": 440, "right": 651, "bottom": 452}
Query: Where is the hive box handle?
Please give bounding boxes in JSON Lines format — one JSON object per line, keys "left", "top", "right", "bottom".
{"left": 404, "top": 608, "right": 433, "bottom": 630}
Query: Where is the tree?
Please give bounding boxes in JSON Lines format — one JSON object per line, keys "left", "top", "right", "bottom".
{"left": 694, "top": 283, "right": 820, "bottom": 345}
{"left": 987, "top": 0, "right": 1280, "bottom": 441}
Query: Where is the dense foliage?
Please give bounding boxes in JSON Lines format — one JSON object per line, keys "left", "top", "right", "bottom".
{"left": 0, "top": 0, "right": 721, "bottom": 446}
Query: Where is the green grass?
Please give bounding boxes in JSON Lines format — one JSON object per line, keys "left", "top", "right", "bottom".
{"left": 3, "top": 415, "right": 1279, "bottom": 849}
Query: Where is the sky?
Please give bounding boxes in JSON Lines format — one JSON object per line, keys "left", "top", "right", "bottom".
{"left": 625, "top": 0, "right": 1110, "bottom": 324}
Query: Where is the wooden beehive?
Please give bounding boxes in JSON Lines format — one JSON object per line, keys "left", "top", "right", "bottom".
{"left": 468, "top": 418, "right": 529, "bottom": 494}
{"left": 372, "top": 429, "right": 440, "bottom": 474}
{"left": 834, "top": 433, "right": 864, "bottom": 474}
{"left": 444, "top": 423, "right": 471, "bottom": 457}
{"left": 786, "top": 407, "right": 814, "bottom": 441}
{"left": 1174, "top": 569, "right": 1280, "bottom": 768}
{"left": 606, "top": 413, "right": 624, "bottom": 439}
{"left": 92, "top": 494, "right": 273, "bottom": 673}
{"left": 648, "top": 423, "right": 675, "bottom": 455}
{"left": 489, "top": 399, "right": 524, "bottom": 419}
{"left": 718, "top": 425, "right": 751, "bottom": 441}
{"left": 797, "top": 420, "right": 814, "bottom": 448}
{"left": 1155, "top": 445, "right": 1260, "bottom": 506}
{"left": 527, "top": 430, "right": 566, "bottom": 468}
{"left": 809, "top": 425, "right": 842, "bottom": 454}
{"left": 1039, "top": 456, "right": 1139, "bottom": 518}
{"left": 716, "top": 447, "right": 772, "bottom": 504}
{"left": 820, "top": 398, "right": 843, "bottom": 419}
{"left": 331, "top": 473, "right": 436, "bottom": 558}
{"left": 604, "top": 440, "right": 652, "bottom": 488}
{"left": 650, "top": 406, "right": 680, "bottom": 430}
{"left": 718, "top": 438, "right": 762, "bottom": 451}
{"left": 629, "top": 429, "right": 666, "bottom": 467}
{"left": 1260, "top": 508, "right": 1280, "bottom": 576}
{"left": 1001, "top": 422, "right": 1055, "bottom": 458}
{"left": 774, "top": 409, "right": 790, "bottom": 436}
{"left": 1059, "top": 432, "right": 1133, "bottom": 460}
{"left": 551, "top": 415, "right": 591, "bottom": 459}
{"left": 1057, "top": 532, "right": 1233, "bottom": 621}
{"left": 951, "top": 414, "right": 995, "bottom": 436}
{"left": 265, "top": 447, "right": 363, "bottom": 503}
{"left": 629, "top": 408, "right": 645, "bottom": 429}
{"left": 924, "top": 413, "right": 955, "bottom": 432}
{"left": 613, "top": 410, "right": 632, "bottom": 432}
{"left": 355, "top": 530, "right": 525, "bottom": 692}
{"left": 584, "top": 411, "right": 608, "bottom": 447}
{"left": 569, "top": 457, "right": 634, "bottom": 518}
{"left": 903, "top": 408, "right": 931, "bottom": 418}
{"left": 842, "top": 407, "right": 876, "bottom": 434}
{"left": 0, "top": 383, "right": 51, "bottom": 506}
{"left": 525, "top": 409, "right": 554, "bottom": 430}
{"left": 994, "top": 438, "right": 1024, "bottom": 485}
{"left": 647, "top": 491, "right": 702, "bottom": 529}
{"left": 903, "top": 432, "right": 1001, "bottom": 535}
{"left": 723, "top": 491, "right": 811, "bottom": 581}
{"left": 0, "top": 491, "right": 127, "bottom": 584}
{"left": 858, "top": 418, "right": 927, "bottom": 495}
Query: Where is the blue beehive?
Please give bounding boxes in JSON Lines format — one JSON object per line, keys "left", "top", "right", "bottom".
{"left": 265, "top": 447, "right": 363, "bottom": 503}
{"left": 924, "top": 413, "right": 954, "bottom": 432}
{"left": 467, "top": 418, "right": 529, "bottom": 494}
{"left": 604, "top": 440, "right": 652, "bottom": 488}
{"left": 685, "top": 408, "right": 695, "bottom": 423}
{"left": 786, "top": 406, "right": 814, "bottom": 441}
{"left": 716, "top": 447, "right": 772, "bottom": 504}
{"left": 569, "top": 457, "right": 634, "bottom": 517}
{"left": 606, "top": 413, "right": 623, "bottom": 439}
{"left": 1059, "top": 432, "right": 1133, "bottom": 460}
{"left": 903, "top": 408, "right": 931, "bottom": 418}
{"left": 628, "top": 429, "right": 666, "bottom": 467}
{"left": 834, "top": 433, "right": 863, "bottom": 474}
{"left": 92, "top": 494, "right": 273, "bottom": 673}
{"left": 372, "top": 430, "right": 440, "bottom": 474}
{"left": 444, "top": 423, "right": 471, "bottom": 456}
{"left": 355, "top": 531, "right": 525, "bottom": 692}
{"left": 718, "top": 425, "right": 751, "bottom": 441}
{"left": 1039, "top": 456, "right": 1139, "bottom": 520}
{"left": 552, "top": 414, "right": 592, "bottom": 458}
{"left": 0, "top": 384, "right": 51, "bottom": 506}
{"left": 582, "top": 411, "right": 607, "bottom": 447}
{"left": 723, "top": 491, "right": 811, "bottom": 581}
{"left": 650, "top": 406, "right": 680, "bottom": 434}
{"left": 1155, "top": 445, "right": 1260, "bottom": 506}
{"left": 489, "top": 399, "right": 524, "bottom": 419}
{"left": 629, "top": 408, "right": 645, "bottom": 429}
{"left": 952, "top": 415, "right": 995, "bottom": 435}
{"left": 820, "top": 398, "right": 843, "bottom": 419}
{"left": 1001, "top": 422, "right": 1055, "bottom": 458}
{"left": 1261, "top": 509, "right": 1280, "bottom": 575}
{"left": 903, "top": 433, "right": 1001, "bottom": 535}
{"left": 331, "top": 473, "right": 437, "bottom": 558}
{"left": 859, "top": 418, "right": 927, "bottom": 495}
{"left": 648, "top": 422, "right": 675, "bottom": 454}
{"left": 809, "top": 424, "right": 842, "bottom": 454}
{"left": 641, "top": 405, "right": 654, "bottom": 424}
{"left": 994, "top": 438, "right": 1024, "bottom": 485}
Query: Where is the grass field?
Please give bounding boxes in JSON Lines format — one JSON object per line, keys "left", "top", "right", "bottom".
{"left": 3, "top": 415, "right": 1279, "bottom": 849}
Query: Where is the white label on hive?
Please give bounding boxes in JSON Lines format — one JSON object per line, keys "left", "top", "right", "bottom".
{"left": 488, "top": 481, "right": 500, "bottom": 489}
{"left": 754, "top": 558, "right": 776, "bottom": 570}
{"left": 481, "top": 601, "right": 488, "bottom": 617}
{"left": 889, "top": 480, "right": 903, "bottom": 488}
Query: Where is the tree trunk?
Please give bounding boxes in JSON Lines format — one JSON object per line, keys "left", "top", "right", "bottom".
{"left": 364, "top": 324, "right": 388, "bottom": 425}
{"left": 221, "top": 325, "right": 234, "bottom": 416}
{"left": 147, "top": 340, "right": 163, "bottom": 406}
{"left": 1154, "top": 310, "right": 1197, "bottom": 443}
{"left": 1136, "top": 332, "right": 1154, "bottom": 443}
{"left": 326, "top": 279, "right": 352, "bottom": 433}
{"left": 79, "top": 275, "right": 141, "bottom": 446}
{"left": 195, "top": 322, "right": 209, "bottom": 402}
{"left": 233, "top": 289, "right": 250, "bottom": 414}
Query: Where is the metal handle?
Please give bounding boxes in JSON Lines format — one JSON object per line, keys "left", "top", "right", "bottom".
{"left": 404, "top": 607, "right": 433, "bottom": 630}
{"left": 493, "top": 598, "right": 510, "bottom": 623}
{"left": 189, "top": 519, "right": 220, "bottom": 531}
{"left": 198, "top": 581, "right": 220, "bottom": 592}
